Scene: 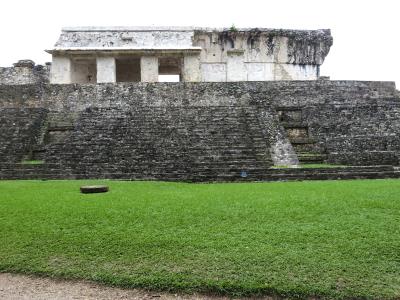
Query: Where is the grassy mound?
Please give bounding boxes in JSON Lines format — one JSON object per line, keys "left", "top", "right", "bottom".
{"left": 0, "top": 180, "right": 399, "bottom": 299}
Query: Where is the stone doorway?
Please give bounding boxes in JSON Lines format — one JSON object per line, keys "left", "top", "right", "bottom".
{"left": 158, "top": 57, "right": 182, "bottom": 82}
{"left": 116, "top": 58, "right": 141, "bottom": 82}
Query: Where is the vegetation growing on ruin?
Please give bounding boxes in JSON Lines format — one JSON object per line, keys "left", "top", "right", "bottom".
{"left": 20, "top": 160, "right": 44, "bottom": 165}
{"left": 229, "top": 24, "right": 238, "bottom": 32}
{"left": 0, "top": 179, "right": 399, "bottom": 299}
{"left": 271, "top": 163, "right": 348, "bottom": 169}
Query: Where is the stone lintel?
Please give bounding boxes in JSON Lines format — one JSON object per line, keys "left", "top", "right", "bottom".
{"left": 62, "top": 26, "right": 196, "bottom": 32}
{"left": 45, "top": 48, "right": 202, "bottom": 55}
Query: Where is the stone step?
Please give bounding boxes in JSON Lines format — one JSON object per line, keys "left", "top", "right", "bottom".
{"left": 268, "top": 165, "right": 396, "bottom": 173}
{"left": 47, "top": 144, "right": 266, "bottom": 150}
{"left": 47, "top": 127, "right": 75, "bottom": 132}
{"left": 261, "top": 171, "right": 400, "bottom": 181}
{"left": 2, "top": 167, "right": 400, "bottom": 182}
{"left": 42, "top": 105, "right": 272, "bottom": 179}
{"left": 290, "top": 138, "right": 317, "bottom": 144}
{"left": 281, "top": 122, "right": 307, "bottom": 128}
{"left": 297, "top": 153, "right": 327, "bottom": 163}
{"left": 293, "top": 143, "right": 325, "bottom": 153}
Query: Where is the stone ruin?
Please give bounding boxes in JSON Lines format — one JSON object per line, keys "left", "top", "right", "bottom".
{"left": 46, "top": 27, "right": 332, "bottom": 83}
{"left": 0, "top": 60, "right": 50, "bottom": 85}
{"left": 0, "top": 26, "right": 400, "bottom": 181}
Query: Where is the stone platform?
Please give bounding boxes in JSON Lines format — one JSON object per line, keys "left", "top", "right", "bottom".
{"left": 0, "top": 81, "right": 399, "bottom": 181}
{"left": 0, "top": 163, "right": 399, "bottom": 182}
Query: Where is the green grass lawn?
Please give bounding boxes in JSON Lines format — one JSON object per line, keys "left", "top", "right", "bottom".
{"left": 0, "top": 180, "right": 399, "bottom": 299}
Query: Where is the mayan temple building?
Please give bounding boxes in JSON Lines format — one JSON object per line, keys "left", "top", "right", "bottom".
{"left": 47, "top": 26, "right": 333, "bottom": 83}
{"left": 0, "top": 26, "right": 399, "bottom": 181}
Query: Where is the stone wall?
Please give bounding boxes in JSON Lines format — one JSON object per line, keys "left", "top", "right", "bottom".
{"left": 1, "top": 81, "right": 394, "bottom": 110}
{"left": 0, "top": 82, "right": 227, "bottom": 109}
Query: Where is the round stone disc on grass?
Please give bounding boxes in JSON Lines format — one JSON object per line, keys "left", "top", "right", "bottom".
{"left": 80, "top": 185, "right": 109, "bottom": 194}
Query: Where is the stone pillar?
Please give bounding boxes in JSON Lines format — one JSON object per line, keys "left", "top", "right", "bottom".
{"left": 140, "top": 56, "right": 159, "bottom": 82}
{"left": 96, "top": 57, "right": 116, "bottom": 83}
{"left": 50, "top": 56, "right": 72, "bottom": 84}
{"left": 227, "top": 50, "right": 247, "bottom": 82}
{"left": 182, "top": 54, "right": 201, "bottom": 82}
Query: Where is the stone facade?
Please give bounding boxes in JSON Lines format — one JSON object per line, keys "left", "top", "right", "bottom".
{"left": 47, "top": 27, "right": 332, "bottom": 84}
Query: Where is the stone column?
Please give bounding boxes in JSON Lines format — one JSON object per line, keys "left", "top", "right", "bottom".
{"left": 182, "top": 54, "right": 201, "bottom": 82}
{"left": 227, "top": 50, "right": 247, "bottom": 82}
{"left": 50, "top": 56, "right": 72, "bottom": 84}
{"left": 96, "top": 57, "right": 116, "bottom": 83}
{"left": 140, "top": 56, "right": 158, "bottom": 82}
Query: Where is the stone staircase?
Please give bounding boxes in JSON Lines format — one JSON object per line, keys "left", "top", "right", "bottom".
{"left": 2, "top": 106, "right": 400, "bottom": 182}
{"left": 2, "top": 100, "right": 400, "bottom": 182}
{"left": 278, "top": 107, "right": 327, "bottom": 164}
{"left": 188, "top": 107, "right": 271, "bottom": 181}
{"left": 290, "top": 137, "right": 327, "bottom": 164}
{"left": 44, "top": 106, "right": 272, "bottom": 181}
{"left": 0, "top": 108, "right": 47, "bottom": 163}
{"left": 30, "top": 112, "right": 79, "bottom": 160}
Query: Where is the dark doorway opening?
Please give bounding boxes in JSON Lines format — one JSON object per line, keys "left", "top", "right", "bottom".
{"left": 116, "top": 58, "right": 141, "bottom": 82}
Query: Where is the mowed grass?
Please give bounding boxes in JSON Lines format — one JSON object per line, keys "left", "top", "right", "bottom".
{"left": 0, "top": 180, "right": 399, "bottom": 299}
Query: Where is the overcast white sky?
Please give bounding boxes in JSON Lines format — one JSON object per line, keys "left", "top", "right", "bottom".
{"left": 1, "top": 0, "right": 399, "bottom": 88}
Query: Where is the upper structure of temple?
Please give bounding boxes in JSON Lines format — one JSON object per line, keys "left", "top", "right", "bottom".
{"left": 47, "top": 26, "right": 333, "bottom": 84}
